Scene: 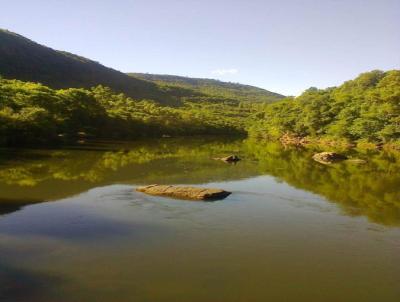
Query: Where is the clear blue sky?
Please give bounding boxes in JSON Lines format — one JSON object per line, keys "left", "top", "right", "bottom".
{"left": 1, "top": 0, "right": 399, "bottom": 95}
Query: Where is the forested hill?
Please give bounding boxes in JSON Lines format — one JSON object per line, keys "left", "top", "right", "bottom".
{"left": 130, "top": 73, "right": 284, "bottom": 103}
{"left": 0, "top": 29, "right": 171, "bottom": 103}
{"left": 0, "top": 29, "right": 283, "bottom": 105}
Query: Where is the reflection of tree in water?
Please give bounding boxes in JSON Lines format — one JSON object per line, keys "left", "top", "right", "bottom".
{"left": 0, "top": 138, "right": 399, "bottom": 226}
{"left": 0, "top": 138, "right": 249, "bottom": 185}
{"left": 244, "top": 140, "right": 400, "bottom": 226}
{"left": 0, "top": 138, "right": 260, "bottom": 205}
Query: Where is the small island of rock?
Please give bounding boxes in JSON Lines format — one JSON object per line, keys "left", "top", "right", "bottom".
{"left": 136, "top": 185, "right": 231, "bottom": 201}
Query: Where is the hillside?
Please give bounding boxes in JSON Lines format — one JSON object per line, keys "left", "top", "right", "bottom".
{"left": 130, "top": 73, "right": 284, "bottom": 103}
{"left": 0, "top": 29, "right": 173, "bottom": 103}
{"left": 0, "top": 29, "right": 283, "bottom": 106}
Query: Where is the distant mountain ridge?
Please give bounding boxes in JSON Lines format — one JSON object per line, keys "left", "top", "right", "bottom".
{"left": 0, "top": 29, "right": 284, "bottom": 104}
{"left": 130, "top": 73, "right": 284, "bottom": 103}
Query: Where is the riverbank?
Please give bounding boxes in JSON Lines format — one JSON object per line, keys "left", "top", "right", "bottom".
{"left": 276, "top": 133, "right": 400, "bottom": 152}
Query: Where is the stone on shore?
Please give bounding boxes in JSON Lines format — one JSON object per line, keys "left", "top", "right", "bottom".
{"left": 136, "top": 185, "right": 231, "bottom": 201}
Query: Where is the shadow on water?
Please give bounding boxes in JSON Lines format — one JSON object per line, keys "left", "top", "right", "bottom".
{"left": 0, "top": 137, "right": 399, "bottom": 226}
{"left": 0, "top": 262, "right": 67, "bottom": 302}
{"left": 0, "top": 188, "right": 172, "bottom": 242}
{"left": 0, "top": 209, "right": 134, "bottom": 241}
{"left": 0, "top": 198, "right": 43, "bottom": 216}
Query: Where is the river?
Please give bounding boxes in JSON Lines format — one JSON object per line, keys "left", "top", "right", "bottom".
{"left": 0, "top": 137, "right": 399, "bottom": 301}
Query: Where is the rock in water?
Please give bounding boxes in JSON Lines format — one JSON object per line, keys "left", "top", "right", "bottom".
{"left": 214, "top": 155, "right": 241, "bottom": 163}
{"left": 136, "top": 185, "right": 231, "bottom": 201}
{"left": 312, "top": 152, "right": 348, "bottom": 164}
{"left": 222, "top": 155, "right": 240, "bottom": 162}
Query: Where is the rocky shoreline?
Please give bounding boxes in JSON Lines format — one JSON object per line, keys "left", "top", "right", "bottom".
{"left": 278, "top": 133, "right": 400, "bottom": 151}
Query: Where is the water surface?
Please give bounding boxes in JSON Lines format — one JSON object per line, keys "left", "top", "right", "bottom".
{"left": 0, "top": 137, "right": 399, "bottom": 302}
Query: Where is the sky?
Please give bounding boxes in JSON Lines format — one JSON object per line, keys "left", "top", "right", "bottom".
{"left": 0, "top": 0, "right": 399, "bottom": 95}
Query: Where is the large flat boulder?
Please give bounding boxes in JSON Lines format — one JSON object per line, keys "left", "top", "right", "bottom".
{"left": 136, "top": 185, "right": 231, "bottom": 201}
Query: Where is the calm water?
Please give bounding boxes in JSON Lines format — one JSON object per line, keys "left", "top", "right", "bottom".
{"left": 0, "top": 137, "right": 399, "bottom": 302}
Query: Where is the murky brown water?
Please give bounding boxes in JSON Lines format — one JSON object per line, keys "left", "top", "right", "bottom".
{"left": 0, "top": 137, "right": 399, "bottom": 302}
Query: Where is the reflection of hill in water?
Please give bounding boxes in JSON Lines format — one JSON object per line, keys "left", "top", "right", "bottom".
{"left": 0, "top": 137, "right": 399, "bottom": 226}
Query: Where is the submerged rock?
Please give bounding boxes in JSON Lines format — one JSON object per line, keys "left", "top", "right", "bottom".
{"left": 136, "top": 185, "right": 231, "bottom": 201}
{"left": 312, "top": 152, "right": 347, "bottom": 164}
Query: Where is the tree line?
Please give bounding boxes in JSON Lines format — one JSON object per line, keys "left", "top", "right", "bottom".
{"left": 0, "top": 78, "right": 256, "bottom": 146}
{"left": 1, "top": 70, "right": 399, "bottom": 147}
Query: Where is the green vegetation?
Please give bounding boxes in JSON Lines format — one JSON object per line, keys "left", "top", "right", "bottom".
{"left": 1, "top": 29, "right": 399, "bottom": 147}
{"left": 0, "top": 78, "right": 266, "bottom": 145}
{"left": 1, "top": 70, "right": 399, "bottom": 147}
{"left": 249, "top": 70, "right": 400, "bottom": 145}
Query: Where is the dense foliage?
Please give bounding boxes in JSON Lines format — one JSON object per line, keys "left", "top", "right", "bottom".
{"left": 0, "top": 77, "right": 262, "bottom": 146}
{"left": 1, "top": 70, "right": 399, "bottom": 146}
{"left": 248, "top": 70, "right": 400, "bottom": 144}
